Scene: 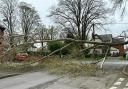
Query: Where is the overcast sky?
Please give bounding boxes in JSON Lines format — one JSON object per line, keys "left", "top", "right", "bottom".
{"left": 19, "top": 0, "right": 128, "bottom": 37}
{"left": 20, "top": 0, "right": 58, "bottom": 25}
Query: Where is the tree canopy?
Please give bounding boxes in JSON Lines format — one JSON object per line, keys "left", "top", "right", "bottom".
{"left": 50, "top": 0, "right": 109, "bottom": 40}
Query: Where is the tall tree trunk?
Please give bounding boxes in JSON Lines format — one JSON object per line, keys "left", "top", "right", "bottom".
{"left": 24, "top": 35, "right": 28, "bottom": 52}
{"left": 41, "top": 42, "right": 43, "bottom": 50}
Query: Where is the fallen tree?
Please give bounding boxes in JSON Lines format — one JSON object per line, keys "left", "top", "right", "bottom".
{"left": 1, "top": 35, "right": 126, "bottom": 69}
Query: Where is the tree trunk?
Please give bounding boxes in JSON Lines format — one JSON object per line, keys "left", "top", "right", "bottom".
{"left": 41, "top": 42, "right": 43, "bottom": 50}
{"left": 24, "top": 35, "right": 28, "bottom": 52}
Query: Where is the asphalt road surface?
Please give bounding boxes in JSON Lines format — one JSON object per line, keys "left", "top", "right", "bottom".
{"left": 0, "top": 72, "right": 59, "bottom": 89}
{"left": 0, "top": 57, "right": 127, "bottom": 89}
{"left": 109, "top": 76, "right": 128, "bottom": 89}
{"left": 0, "top": 71, "right": 123, "bottom": 89}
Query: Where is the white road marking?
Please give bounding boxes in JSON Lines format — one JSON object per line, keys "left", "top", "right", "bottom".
{"left": 118, "top": 78, "right": 125, "bottom": 82}
{"left": 109, "top": 86, "right": 117, "bottom": 89}
{"left": 126, "top": 82, "right": 128, "bottom": 87}
{"left": 114, "top": 82, "right": 122, "bottom": 86}
{"left": 109, "top": 78, "right": 127, "bottom": 89}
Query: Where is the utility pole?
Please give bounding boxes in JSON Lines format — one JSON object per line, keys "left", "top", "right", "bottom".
{"left": 92, "top": 23, "right": 96, "bottom": 59}
{"left": 92, "top": 23, "right": 95, "bottom": 41}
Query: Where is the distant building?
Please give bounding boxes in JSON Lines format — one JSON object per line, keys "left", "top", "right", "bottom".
{"left": 90, "top": 34, "right": 112, "bottom": 55}
{"left": 90, "top": 34, "right": 125, "bottom": 56}
{"left": 112, "top": 37, "right": 125, "bottom": 56}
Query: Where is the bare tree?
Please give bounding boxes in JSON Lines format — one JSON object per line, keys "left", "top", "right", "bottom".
{"left": 19, "top": 2, "right": 41, "bottom": 51}
{"left": 112, "top": 0, "right": 127, "bottom": 15}
{"left": 49, "top": 0, "right": 109, "bottom": 41}
{"left": 46, "top": 26, "right": 58, "bottom": 40}
{"left": 0, "top": 0, "right": 18, "bottom": 47}
{"left": 113, "top": 0, "right": 126, "bottom": 7}
{"left": 36, "top": 25, "right": 58, "bottom": 49}
{"left": 36, "top": 25, "right": 46, "bottom": 49}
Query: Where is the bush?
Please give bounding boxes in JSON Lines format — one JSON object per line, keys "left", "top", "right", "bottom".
{"left": 94, "top": 54, "right": 104, "bottom": 58}
{"left": 48, "top": 42, "right": 70, "bottom": 55}
{"left": 85, "top": 54, "right": 91, "bottom": 58}
{"left": 123, "top": 54, "right": 126, "bottom": 58}
{"left": 84, "top": 49, "right": 91, "bottom": 58}
{"left": 27, "top": 51, "right": 50, "bottom": 56}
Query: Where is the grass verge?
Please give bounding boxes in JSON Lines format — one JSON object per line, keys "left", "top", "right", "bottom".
{"left": 41, "top": 58, "right": 97, "bottom": 77}
{"left": 0, "top": 58, "right": 98, "bottom": 77}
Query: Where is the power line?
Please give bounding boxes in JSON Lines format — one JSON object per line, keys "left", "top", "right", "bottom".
{"left": 95, "top": 23, "right": 128, "bottom": 25}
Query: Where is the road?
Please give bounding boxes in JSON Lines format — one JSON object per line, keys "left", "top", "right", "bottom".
{"left": 109, "top": 76, "right": 128, "bottom": 89}
{"left": 98, "top": 57, "right": 128, "bottom": 70}
{"left": 0, "top": 57, "right": 127, "bottom": 89}
{"left": 82, "top": 57, "right": 128, "bottom": 70}
{"left": 0, "top": 72, "right": 59, "bottom": 89}
{"left": 0, "top": 71, "right": 123, "bottom": 89}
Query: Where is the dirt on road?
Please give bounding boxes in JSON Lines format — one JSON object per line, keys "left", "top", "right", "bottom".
{"left": 0, "top": 70, "right": 124, "bottom": 89}
{"left": 39, "top": 70, "right": 122, "bottom": 89}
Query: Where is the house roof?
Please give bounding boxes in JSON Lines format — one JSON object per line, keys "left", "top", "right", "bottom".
{"left": 112, "top": 37, "right": 124, "bottom": 43}
{"left": 95, "top": 34, "right": 124, "bottom": 43}
{"left": 95, "top": 34, "right": 112, "bottom": 42}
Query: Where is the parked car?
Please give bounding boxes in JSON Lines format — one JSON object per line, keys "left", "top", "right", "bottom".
{"left": 15, "top": 53, "right": 28, "bottom": 61}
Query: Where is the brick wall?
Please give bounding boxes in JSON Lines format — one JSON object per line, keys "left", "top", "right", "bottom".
{"left": 113, "top": 45, "right": 125, "bottom": 56}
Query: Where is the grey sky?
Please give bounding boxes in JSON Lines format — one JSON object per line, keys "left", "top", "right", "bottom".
{"left": 20, "top": 0, "right": 58, "bottom": 26}
{"left": 19, "top": 0, "right": 128, "bottom": 37}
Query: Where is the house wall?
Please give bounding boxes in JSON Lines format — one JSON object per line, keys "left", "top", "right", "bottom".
{"left": 113, "top": 45, "right": 125, "bottom": 56}
{"left": 95, "top": 38, "right": 102, "bottom": 42}
{"left": 110, "top": 47, "right": 119, "bottom": 52}
{"left": 90, "top": 49, "right": 102, "bottom": 54}
{"left": 110, "top": 47, "right": 119, "bottom": 56}
{"left": 90, "top": 36, "right": 103, "bottom": 54}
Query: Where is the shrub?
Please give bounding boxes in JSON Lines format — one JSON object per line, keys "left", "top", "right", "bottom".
{"left": 95, "top": 54, "right": 104, "bottom": 58}
{"left": 123, "top": 54, "right": 126, "bottom": 58}
{"left": 83, "top": 49, "right": 91, "bottom": 58}
{"left": 48, "top": 42, "right": 70, "bottom": 55}
{"left": 85, "top": 54, "right": 91, "bottom": 58}
{"left": 27, "top": 51, "right": 50, "bottom": 56}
